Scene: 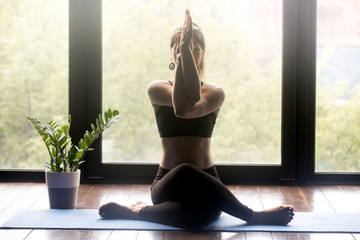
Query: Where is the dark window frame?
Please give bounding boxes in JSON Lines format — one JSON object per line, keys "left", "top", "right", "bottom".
{"left": 1, "top": 0, "right": 359, "bottom": 184}
{"left": 84, "top": 0, "right": 297, "bottom": 184}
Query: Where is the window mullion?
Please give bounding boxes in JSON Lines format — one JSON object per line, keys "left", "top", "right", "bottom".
{"left": 69, "top": 0, "right": 102, "bottom": 179}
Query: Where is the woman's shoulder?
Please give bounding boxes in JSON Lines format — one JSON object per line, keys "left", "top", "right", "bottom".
{"left": 147, "top": 80, "right": 173, "bottom": 107}
{"left": 148, "top": 80, "right": 172, "bottom": 88}
{"left": 147, "top": 80, "right": 172, "bottom": 95}
{"left": 203, "top": 82, "right": 223, "bottom": 90}
{"left": 202, "top": 82, "right": 225, "bottom": 98}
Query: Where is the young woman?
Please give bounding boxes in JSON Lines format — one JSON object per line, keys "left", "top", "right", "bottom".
{"left": 99, "top": 9, "right": 294, "bottom": 228}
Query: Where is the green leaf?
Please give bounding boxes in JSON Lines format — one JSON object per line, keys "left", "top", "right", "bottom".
{"left": 78, "top": 139, "right": 85, "bottom": 150}
{"left": 96, "top": 118, "right": 102, "bottom": 130}
{"left": 26, "top": 109, "right": 120, "bottom": 172}
{"left": 91, "top": 123, "right": 98, "bottom": 135}
{"left": 51, "top": 148, "right": 57, "bottom": 157}
{"left": 67, "top": 145, "right": 78, "bottom": 161}
{"left": 58, "top": 135, "right": 67, "bottom": 146}
{"left": 84, "top": 131, "right": 93, "bottom": 146}
{"left": 108, "top": 108, "right": 113, "bottom": 118}
{"left": 100, "top": 114, "right": 105, "bottom": 125}
{"left": 104, "top": 111, "right": 109, "bottom": 123}
{"left": 44, "top": 162, "right": 51, "bottom": 170}
{"left": 49, "top": 133, "right": 56, "bottom": 142}
{"left": 113, "top": 109, "right": 119, "bottom": 116}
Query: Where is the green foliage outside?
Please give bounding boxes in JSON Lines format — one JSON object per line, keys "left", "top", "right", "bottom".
{"left": 102, "top": 0, "right": 282, "bottom": 164}
{"left": 0, "top": 0, "right": 359, "bottom": 172}
{"left": 0, "top": 0, "right": 68, "bottom": 169}
{"left": 316, "top": 46, "right": 360, "bottom": 172}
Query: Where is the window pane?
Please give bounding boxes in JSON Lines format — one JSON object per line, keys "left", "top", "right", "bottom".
{"left": 0, "top": 0, "right": 68, "bottom": 169}
{"left": 316, "top": 0, "right": 360, "bottom": 172}
{"left": 102, "top": 0, "right": 282, "bottom": 164}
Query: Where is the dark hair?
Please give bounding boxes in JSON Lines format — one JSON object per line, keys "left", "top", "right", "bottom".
{"left": 170, "top": 23, "right": 205, "bottom": 50}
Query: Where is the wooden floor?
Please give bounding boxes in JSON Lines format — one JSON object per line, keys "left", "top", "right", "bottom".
{"left": 0, "top": 182, "right": 360, "bottom": 240}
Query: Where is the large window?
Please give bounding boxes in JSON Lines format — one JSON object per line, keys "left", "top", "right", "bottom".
{"left": 0, "top": 0, "right": 68, "bottom": 169}
{"left": 316, "top": 0, "right": 360, "bottom": 172}
{"left": 102, "top": 0, "right": 283, "bottom": 165}
{"left": 2, "top": 0, "right": 359, "bottom": 184}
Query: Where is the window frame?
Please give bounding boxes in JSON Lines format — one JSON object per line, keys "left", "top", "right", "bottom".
{"left": 85, "top": 0, "right": 297, "bottom": 184}
{"left": 1, "top": 0, "right": 360, "bottom": 184}
{"left": 295, "top": 0, "right": 360, "bottom": 184}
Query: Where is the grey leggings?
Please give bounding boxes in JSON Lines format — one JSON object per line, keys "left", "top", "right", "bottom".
{"left": 139, "top": 163, "right": 253, "bottom": 228}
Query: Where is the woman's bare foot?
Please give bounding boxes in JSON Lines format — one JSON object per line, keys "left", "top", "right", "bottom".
{"left": 246, "top": 205, "right": 294, "bottom": 225}
{"left": 99, "top": 201, "right": 147, "bottom": 219}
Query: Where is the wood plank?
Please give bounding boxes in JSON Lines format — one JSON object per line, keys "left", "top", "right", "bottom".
{"left": 77, "top": 184, "right": 96, "bottom": 207}
{"left": 298, "top": 233, "right": 355, "bottom": 240}
{"left": 278, "top": 186, "right": 311, "bottom": 212}
{"left": 164, "top": 231, "right": 222, "bottom": 240}
{"left": 0, "top": 183, "right": 47, "bottom": 225}
{"left": 353, "top": 234, "right": 360, "bottom": 240}
{"left": 298, "top": 186, "right": 334, "bottom": 213}
{"left": 274, "top": 233, "right": 356, "bottom": 240}
{"left": 0, "top": 229, "right": 32, "bottom": 240}
{"left": 102, "top": 184, "right": 134, "bottom": 205}
{"left": 234, "top": 185, "right": 264, "bottom": 211}
{"left": 25, "top": 229, "right": 86, "bottom": 240}
{"left": 1, "top": 183, "right": 360, "bottom": 240}
{"left": 29, "top": 189, "right": 49, "bottom": 209}
{"left": 257, "top": 186, "right": 284, "bottom": 209}
{"left": 80, "top": 230, "right": 112, "bottom": 240}
{"left": 339, "top": 185, "right": 360, "bottom": 212}
{"left": 108, "top": 230, "right": 138, "bottom": 240}
{"left": 77, "top": 184, "right": 114, "bottom": 209}
{"left": 272, "top": 233, "right": 301, "bottom": 240}
{"left": 128, "top": 184, "right": 152, "bottom": 205}
{"left": 219, "top": 232, "right": 246, "bottom": 240}
{"left": 320, "top": 186, "right": 355, "bottom": 212}
{"left": 245, "top": 232, "right": 274, "bottom": 240}
{"left": 136, "top": 231, "right": 165, "bottom": 240}
{"left": 298, "top": 234, "right": 312, "bottom": 240}
{"left": 0, "top": 183, "right": 34, "bottom": 212}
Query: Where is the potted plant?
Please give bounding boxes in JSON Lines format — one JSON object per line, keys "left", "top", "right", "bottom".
{"left": 27, "top": 108, "right": 120, "bottom": 209}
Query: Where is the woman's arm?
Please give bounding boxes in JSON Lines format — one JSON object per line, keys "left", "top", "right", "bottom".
{"left": 175, "top": 83, "right": 225, "bottom": 119}
{"left": 172, "top": 54, "right": 191, "bottom": 112}
{"left": 148, "top": 10, "right": 225, "bottom": 119}
{"left": 172, "top": 10, "right": 202, "bottom": 115}
{"left": 179, "top": 10, "right": 201, "bottom": 104}
{"left": 148, "top": 79, "right": 225, "bottom": 119}
{"left": 147, "top": 80, "right": 172, "bottom": 108}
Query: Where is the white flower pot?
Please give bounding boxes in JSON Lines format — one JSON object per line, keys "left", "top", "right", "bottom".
{"left": 45, "top": 169, "right": 81, "bottom": 209}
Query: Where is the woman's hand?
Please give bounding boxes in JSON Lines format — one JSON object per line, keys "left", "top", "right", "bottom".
{"left": 180, "top": 9, "right": 193, "bottom": 49}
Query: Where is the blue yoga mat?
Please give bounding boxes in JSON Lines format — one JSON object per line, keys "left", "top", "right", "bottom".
{"left": 1, "top": 209, "right": 360, "bottom": 233}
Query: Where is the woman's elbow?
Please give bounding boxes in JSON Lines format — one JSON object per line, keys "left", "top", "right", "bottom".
{"left": 173, "top": 105, "right": 195, "bottom": 118}
{"left": 191, "top": 95, "right": 201, "bottom": 105}
{"left": 173, "top": 107, "right": 187, "bottom": 118}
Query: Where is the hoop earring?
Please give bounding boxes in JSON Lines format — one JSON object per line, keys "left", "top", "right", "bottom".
{"left": 169, "top": 62, "right": 175, "bottom": 70}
